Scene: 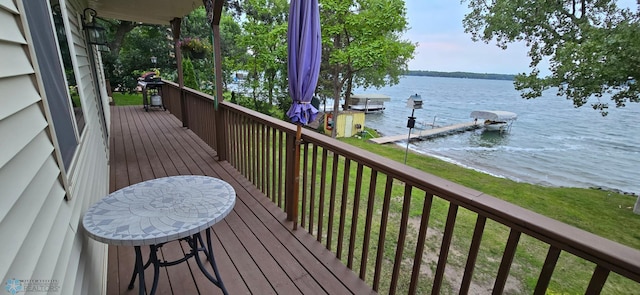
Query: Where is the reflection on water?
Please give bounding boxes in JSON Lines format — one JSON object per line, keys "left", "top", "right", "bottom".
{"left": 468, "top": 130, "right": 511, "bottom": 147}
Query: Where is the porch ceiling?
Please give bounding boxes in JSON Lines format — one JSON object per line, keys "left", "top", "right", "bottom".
{"left": 87, "top": 0, "right": 201, "bottom": 25}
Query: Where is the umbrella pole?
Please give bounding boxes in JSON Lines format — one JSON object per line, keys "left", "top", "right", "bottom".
{"left": 292, "top": 124, "right": 302, "bottom": 230}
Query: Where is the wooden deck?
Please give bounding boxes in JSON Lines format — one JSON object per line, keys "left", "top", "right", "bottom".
{"left": 369, "top": 122, "right": 480, "bottom": 144}
{"left": 107, "top": 106, "right": 375, "bottom": 295}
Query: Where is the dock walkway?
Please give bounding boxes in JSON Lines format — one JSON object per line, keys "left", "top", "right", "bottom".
{"left": 369, "top": 122, "right": 480, "bottom": 144}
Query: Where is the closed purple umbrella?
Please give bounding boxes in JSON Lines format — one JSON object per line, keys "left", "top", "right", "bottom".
{"left": 287, "top": 0, "right": 321, "bottom": 230}
{"left": 287, "top": 0, "right": 321, "bottom": 125}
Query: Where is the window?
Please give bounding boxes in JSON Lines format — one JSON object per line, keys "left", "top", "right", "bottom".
{"left": 52, "top": 3, "right": 85, "bottom": 134}
{"left": 23, "top": 0, "right": 86, "bottom": 169}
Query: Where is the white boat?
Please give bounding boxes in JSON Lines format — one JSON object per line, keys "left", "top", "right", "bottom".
{"left": 345, "top": 93, "right": 391, "bottom": 113}
{"left": 470, "top": 110, "right": 518, "bottom": 132}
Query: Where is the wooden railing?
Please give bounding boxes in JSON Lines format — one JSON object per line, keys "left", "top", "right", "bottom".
{"left": 161, "top": 82, "right": 640, "bottom": 294}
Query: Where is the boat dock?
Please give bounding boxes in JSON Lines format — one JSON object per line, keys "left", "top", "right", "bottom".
{"left": 369, "top": 122, "right": 480, "bottom": 144}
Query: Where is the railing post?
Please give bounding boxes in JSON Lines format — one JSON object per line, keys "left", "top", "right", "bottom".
{"left": 212, "top": 19, "right": 226, "bottom": 160}
{"left": 215, "top": 107, "right": 227, "bottom": 161}
{"left": 285, "top": 131, "right": 296, "bottom": 223}
{"left": 180, "top": 90, "right": 189, "bottom": 128}
{"left": 170, "top": 18, "right": 188, "bottom": 128}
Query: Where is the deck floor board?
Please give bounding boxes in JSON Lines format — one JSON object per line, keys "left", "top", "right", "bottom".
{"left": 106, "top": 106, "right": 375, "bottom": 295}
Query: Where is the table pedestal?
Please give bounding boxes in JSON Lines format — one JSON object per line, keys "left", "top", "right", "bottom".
{"left": 128, "top": 228, "right": 228, "bottom": 295}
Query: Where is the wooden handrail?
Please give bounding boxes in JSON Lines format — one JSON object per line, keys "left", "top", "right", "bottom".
{"left": 162, "top": 83, "right": 640, "bottom": 294}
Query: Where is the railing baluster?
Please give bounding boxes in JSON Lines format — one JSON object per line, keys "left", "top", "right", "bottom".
{"left": 227, "top": 111, "right": 235, "bottom": 167}
{"left": 308, "top": 145, "right": 319, "bottom": 233}
{"left": 408, "top": 192, "right": 434, "bottom": 294}
{"left": 326, "top": 153, "right": 340, "bottom": 250}
{"left": 242, "top": 116, "right": 248, "bottom": 178}
{"left": 270, "top": 127, "right": 276, "bottom": 202}
{"left": 285, "top": 130, "right": 295, "bottom": 217}
{"left": 373, "top": 175, "right": 394, "bottom": 292}
{"left": 301, "top": 143, "right": 309, "bottom": 228}
{"left": 252, "top": 120, "right": 258, "bottom": 185}
{"left": 585, "top": 265, "right": 610, "bottom": 294}
{"left": 245, "top": 119, "right": 252, "bottom": 182}
{"left": 234, "top": 112, "right": 240, "bottom": 168}
{"left": 245, "top": 118, "right": 251, "bottom": 180}
{"left": 238, "top": 115, "right": 243, "bottom": 175}
{"left": 460, "top": 215, "right": 487, "bottom": 294}
{"left": 317, "top": 148, "right": 328, "bottom": 242}
{"left": 249, "top": 120, "right": 255, "bottom": 183}
{"left": 337, "top": 159, "right": 351, "bottom": 259}
{"left": 360, "top": 169, "right": 378, "bottom": 280}
{"left": 246, "top": 118, "right": 251, "bottom": 180}
{"left": 277, "top": 130, "right": 284, "bottom": 208}
{"left": 261, "top": 124, "right": 267, "bottom": 193}
{"left": 533, "top": 245, "right": 561, "bottom": 295}
{"left": 493, "top": 229, "right": 522, "bottom": 295}
{"left": 347, "top": 164, "right": 364, "bottom": 269}
{"left": 432, "top": 203, "right": 459, "bottom": 294}
{"left": 389, "top": 184, "right": 413, "bottom": 295}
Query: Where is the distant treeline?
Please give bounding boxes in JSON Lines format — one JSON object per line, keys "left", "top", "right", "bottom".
{"left": 406, "top": 70, "right": 515, "bottom": 81}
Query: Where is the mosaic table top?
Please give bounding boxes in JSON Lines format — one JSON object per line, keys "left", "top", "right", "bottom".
{"left": 83, "top": 176, "right": 236, "bottom": 246}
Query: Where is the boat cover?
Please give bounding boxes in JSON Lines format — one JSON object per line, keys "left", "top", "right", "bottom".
{"left": 470, "top": 110, "right": 518, "bottom": 121}
{"left": 350, "top": 93, "right": 391, "bottom": 102}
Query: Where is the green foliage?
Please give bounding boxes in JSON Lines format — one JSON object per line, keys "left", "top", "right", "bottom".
{"left": 239, "top": 0, "right": 289, "bottom": 107}
{"left": 220, "top": 13, "right": 246, "bottom": 88}
{"left": 182, "top": 57, "right": 199, "bottom": 90}
{"left": 104, "top": 25, "right": 173, "bottom": 92}
{"left": 462, "top": 0, "right": 640, "bottom": 115}
{"left": 319, "top": 0, "right": 416, "bottom": 118}
{"left": 233, "top": 91, "right": 286, "bottom": 119}
{"left": 180, "top": 8, "right": 247, "bottom": 96}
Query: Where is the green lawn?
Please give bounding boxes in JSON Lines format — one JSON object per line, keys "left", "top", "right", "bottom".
{"left": 111, "top": 92, "right": 143, "bottom": 106}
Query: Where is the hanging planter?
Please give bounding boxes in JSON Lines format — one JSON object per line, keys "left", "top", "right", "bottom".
{"left": 179, "top": 37, "right": 211, "bottom": 60}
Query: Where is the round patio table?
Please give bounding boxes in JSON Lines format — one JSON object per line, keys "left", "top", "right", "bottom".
{"left": 82, "top": 175, "right": 236, "bottom": 295}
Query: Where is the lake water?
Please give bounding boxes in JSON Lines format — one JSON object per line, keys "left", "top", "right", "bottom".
{"left": 348, "top": 76, "right": 640, "bottom": 194}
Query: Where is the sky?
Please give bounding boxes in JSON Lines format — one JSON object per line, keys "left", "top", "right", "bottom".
{"left": 403, "top": 0, "right": 637, "bottom": 75}
{"left": 403, "top": 0, "right": 532, "bottom": 75}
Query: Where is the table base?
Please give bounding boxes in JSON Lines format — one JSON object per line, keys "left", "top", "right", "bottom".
{"left": 128, "top": 228, "right": 228, "bottom": 295}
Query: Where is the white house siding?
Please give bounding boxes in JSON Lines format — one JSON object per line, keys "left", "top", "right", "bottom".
{"left": 1, "top": 1, "right": 110, "bottom": 294}
{"left": 95, "top": 47, "right": 111, "bottom": 134}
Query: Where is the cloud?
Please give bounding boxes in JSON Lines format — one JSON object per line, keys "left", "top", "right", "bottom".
{"left": 403, "top": 0, "right": 546, "bottom": 75}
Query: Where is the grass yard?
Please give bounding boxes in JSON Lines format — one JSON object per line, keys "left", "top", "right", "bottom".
{"left": 111, "top": 92, "right": 143, "bottom": 106}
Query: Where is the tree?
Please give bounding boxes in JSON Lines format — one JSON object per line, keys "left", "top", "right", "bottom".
{"left": 183, "top": 57, "right": 199, "bottom": 90}
{"left": 219, "top": 13, "right": 246, "bottom": 90}
{"left": 109, "top": 25, "right": 173, "bottom": 92}
{"left": 462, "top": 0, "right": 640, "bottom": 115}
{"left": 239, "top": 0, "right": 289, "bottom": 109}
{"left": 102, "top": 20, "right": 145, "bottom": 92}
{"left": 320, "top": 0, "right": 416, "bottom": 137}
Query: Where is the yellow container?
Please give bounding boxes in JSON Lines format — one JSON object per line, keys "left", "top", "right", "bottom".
{"left": 324, "top": 111, "right": 365, "bottom": 138}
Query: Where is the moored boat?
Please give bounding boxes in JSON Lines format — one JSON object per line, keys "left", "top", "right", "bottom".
{"left": 470, "top": 110, "right": 518, "bottom": 132}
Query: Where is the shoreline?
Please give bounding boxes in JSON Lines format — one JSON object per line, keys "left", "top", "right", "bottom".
{"left": 387, "top": 136, "right": 639, "bottom": 197}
